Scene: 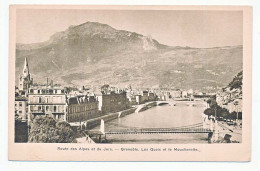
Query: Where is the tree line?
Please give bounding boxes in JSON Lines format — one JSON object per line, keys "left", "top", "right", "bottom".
{"left": 204, "top": 98, "right": 242, "bottom": 120}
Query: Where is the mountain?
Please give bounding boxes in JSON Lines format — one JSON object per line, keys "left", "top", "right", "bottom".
{"left": 16, "top": 21, "right": 243, "bottom": 91}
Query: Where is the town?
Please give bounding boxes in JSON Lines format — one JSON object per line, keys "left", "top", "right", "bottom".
{"left": 15, "top": 57, "right": 242, "bottom": 143}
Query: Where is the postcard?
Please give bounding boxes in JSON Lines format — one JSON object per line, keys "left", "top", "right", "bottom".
{"left": 9, "top": 5, "right": 252, "bottom": 161}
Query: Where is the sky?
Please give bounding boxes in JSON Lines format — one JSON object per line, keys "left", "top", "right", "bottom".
{"left": 16, "top": 9, "right": 243, "bottom": 48}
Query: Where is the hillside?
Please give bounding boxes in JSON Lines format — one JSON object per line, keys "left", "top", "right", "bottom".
{"left": 16, "top": 21, "right": 243, "bottom": 91}
{"left": 216, "top": 71, "right": 243, "bottom": 112}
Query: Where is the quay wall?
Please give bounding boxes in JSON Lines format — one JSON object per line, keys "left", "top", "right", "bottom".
{"left": 138, "top": 102, "right": 157, "bottom": 113}
{"left": 83, "top": 101, "right": 157, "bottom": 129}
{"left": 118, "top": 108, "right": 136, "bottom": 118}
{"left": 85, "top": 107, "right": 136, "bottom": 129}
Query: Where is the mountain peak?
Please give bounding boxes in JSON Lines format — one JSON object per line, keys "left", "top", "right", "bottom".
{"left": 69, "top": 21, "right": 116, "bottom": 33}
{"left": 17, "top": 21, "right": 165, "bottom": 52}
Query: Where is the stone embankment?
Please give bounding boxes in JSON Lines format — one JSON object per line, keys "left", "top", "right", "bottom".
{"left": 136, "top": 101, "right": 157, "bottom": 113}
{"left": 85, "top": 107, "right": 136, "bottom": 129}
{"left": 118, "top": 108, "right": 136, "bottom": 118}
{"left": 83, "top": 101, "right": 157, "bottom": 129}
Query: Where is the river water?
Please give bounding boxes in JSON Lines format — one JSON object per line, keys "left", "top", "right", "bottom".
{"left": 92, "top": 101, "right": 209, "bottom": 144}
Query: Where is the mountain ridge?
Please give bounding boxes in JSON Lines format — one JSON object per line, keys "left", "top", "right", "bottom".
{"left": 16, "top": 21, "right": 243, "bottom": 91}
{"left": 17, "top": 21, "right": 167, "bottom": 51}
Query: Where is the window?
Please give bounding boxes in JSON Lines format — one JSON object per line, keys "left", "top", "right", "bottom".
{"left": 19, "top": 102, "right": 22, "bottom": 107}
{"left": 46, "top": 106, "right": 49, "bottom": 111}
{"left": 54, "top": 106, "right": 57, "bottom": 112}
{"left": 38, "top": 90, "right": 40, "bottom": 94}
{"left": 38, "top": 106, "right": 41, "bottom": 111}
{"left": 39, "top": 97, "right": 42, "bottom": 103}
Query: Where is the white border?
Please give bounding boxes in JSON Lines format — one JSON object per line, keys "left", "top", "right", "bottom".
{"left": 1, "top": 0, "right": 260, "bottom": 171}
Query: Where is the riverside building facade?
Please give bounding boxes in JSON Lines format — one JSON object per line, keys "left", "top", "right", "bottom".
{"left": 66, "top": 95, "right": 99, "bottom": 123}
{"left": 98, "top": 85, "right": 129, "bottom": 114}
{"left": 28, "top": 85, "right": 67, "bottom": 122}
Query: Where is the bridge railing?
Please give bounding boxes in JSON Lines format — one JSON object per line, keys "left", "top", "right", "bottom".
{"left": 106, "top": 125, "right": 212, "bottom": 134}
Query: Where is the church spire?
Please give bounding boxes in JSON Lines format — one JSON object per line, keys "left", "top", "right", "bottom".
{"left": 23, "top": 57, "right": 29, "bottom": 77}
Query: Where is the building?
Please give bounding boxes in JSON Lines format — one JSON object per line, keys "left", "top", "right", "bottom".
{"left": 126, "top": 94, "right": 136, "bottom": 106}
{"left": 135, "top": 95, "right": 142, "bottom": 104}
{"left": 95, "top": 85, "right": 130, "bottom": 114}
{"left": 181, "top": 90, "right": 188, "bottom": 98}
{"left": 216, "top": 88, "right": 242, "bottom": 113}
{"left": 148, "top": 92, "right": 157, "bottom": 101}
{"left": 187, "top": 89, "right": 194, "bottom": 96}
{"left": 18, "top": 57, "right": 33, "bottom": 92}
{"left": 28, "top": 85, "right": 67, "bottom": 122}
{"left": 140, "top": 91, "right": 149, "bottom": 104}
{"left": 170, "top": 89, "right": 182, "bottom": 98}
{"left": 15, "top": 96, "right": 28, "bottom": 121}
{"left": 101, "top": 91, "right": 129, "bottom": 114}
{"left": 66, "top": 95, "right": 99, "bottom": 123}
{"left": 97, "top": 87, "right": 129, "bottom": 114}
{"left": 157, "top": 93, "right": 167, "bottom": 101}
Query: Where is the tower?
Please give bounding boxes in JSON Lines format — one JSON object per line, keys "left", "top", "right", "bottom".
{"left": 18, "top": 57, "right": 33, "bottom": 92}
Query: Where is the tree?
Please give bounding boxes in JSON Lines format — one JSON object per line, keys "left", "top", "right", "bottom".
{"left": 229, "top": 71, "right": 243, "bottom": 90}
{"left": 219, "top": 108, "right": 230, "bottom": 118}
{"left": 28, "top": 116, "right": 76, "bottom": 143}
{"left": 228, "top": 111, "right": 242, "bottom": 120}
{"left": 204, "top": 97, "right": 230, "bottom": 119}
{"left": 204, "top": 108, "right": 215, "bottom": 116}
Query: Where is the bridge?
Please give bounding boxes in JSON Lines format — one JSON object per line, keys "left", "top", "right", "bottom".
{"left": 134, "top": 101, "right": 207, "bottom": 113}
{"left": 105, "top": 123, "right": 212, "bottom": 135}
{"left": 156, "top": 100, "right": 207, "bottom": 107}
{"left": 88, "top": 114, "right": 218, "bottom": 143}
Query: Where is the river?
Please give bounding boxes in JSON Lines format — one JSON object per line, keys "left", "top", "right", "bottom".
{"left": 92, "top": 101, "right": 209, "bottom": 144}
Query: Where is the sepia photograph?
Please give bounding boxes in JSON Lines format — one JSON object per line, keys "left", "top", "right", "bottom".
{"left": 8, "top": 5, "right": 252, "bottom": 161}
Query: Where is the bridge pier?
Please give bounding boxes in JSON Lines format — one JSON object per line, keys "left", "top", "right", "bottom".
{"left": 208, "top": 132, "right": 213, "bottom": 143}
{"left": 208, "top": 120, "right": 219, "bottom": 143}
{"left": 213, "top": 121, "right": 219, "bottom": 142}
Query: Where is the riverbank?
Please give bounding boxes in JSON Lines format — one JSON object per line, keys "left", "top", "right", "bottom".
{"left": 84, "top": 101, "right": 157, "bottom": 129}
{"left": 84, "top": 107, "right": 136, "bottom": 129}
{"left": 217, "top": 121, "right": 242, "bottom": 143}
{"left": 137, "top": 101, "right": 157, "bottom": 113}
{"left": 93, "top": 102, "right": 208, "bottom": 144}
{"left": 76, "top": 135, "right": 95, "bottom": 144}
{"left": 202, "top": 114, "right": 242, "bottom": 143}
